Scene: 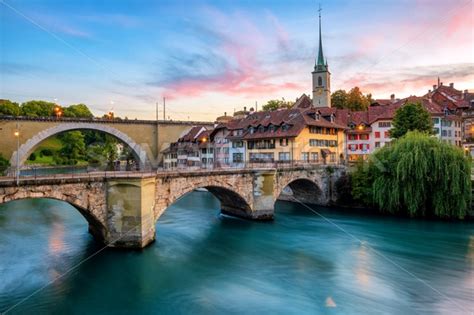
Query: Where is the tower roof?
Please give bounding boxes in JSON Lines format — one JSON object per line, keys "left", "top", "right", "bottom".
{"left": 314, "top": 5, "right": 328, "bottom": 72}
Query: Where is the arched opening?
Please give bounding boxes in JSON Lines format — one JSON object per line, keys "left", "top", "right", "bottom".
{"left": 169, "top": 186, "right": 252, "bottom": 220}
{"left": 10, "top": 123, "right": 149, "bottom": 172}
{"left": 277, "top": 178, "right": 324, "bottom": 206}
{"left": 0, "top": 197, "right": 107, "bottom": 243}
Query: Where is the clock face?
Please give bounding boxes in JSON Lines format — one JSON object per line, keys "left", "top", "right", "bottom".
{"left": 316, "top": 88, "right": 323, "bottom": 96}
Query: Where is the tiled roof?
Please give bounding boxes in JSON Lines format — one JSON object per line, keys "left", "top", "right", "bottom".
{"left": 293, "top": 94, "right": 313, "bottom": 109}
{"left": 178, "top": 126, "right": 207, "bottom": 142}
{"left": 209, "top": 107, "right": 347, "bottom": 141}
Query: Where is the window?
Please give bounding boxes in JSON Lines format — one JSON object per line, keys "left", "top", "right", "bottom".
{"left": 279, "top": 138, "right": 288, "bottom": 146}
{"left": 348, "top": 144, "right": 358, "bottom": 151}
{"left": 318, "top": 76, "right": 322, "bottom": 86}
{"left": 329, "top": 153, "right": 336, "bottom": 162}
{"left": 233, "top": 153, "right": 243, "bottom": 163}
{"left": 433, "top": 128, "right": 440, "bottom": 134}
{"left": 309, "top": 126, "right": 323, "bottom": 134}
{"left": 442, "top": 130, "right": 447, "bottom": 137}
{"left": 348, "top": 134, "right": 358, "bottom": 140}
{"left": 375, "top": 132, "right": 380, "bottom": 138}
{"left": 384, "top": 131, "right": 390, "bottom": 138}
{"left": 282, "top": 124, "right": 290, "bottom": 131}
{"left": 301, "top": 152, "right": 309, "bottom": 161}
{"left": 375, "top": 142, "right": 380, "bottom": 148}
{"left": 378, "top": 121, "right": 391, "bottom": 128}
{"left": 279, "top": 152, "right": 290, "bottom": 161}
{"left": 360, "top": 134, "right": 369, "bottom": 140}
{"left": 223, "top": 147, "right": 229, "bottom": 154}
{"left": 249, "top": 127, "right": 255, "bottom": 134}
{"left": 232, "top": 141, "right": 243, "bottom": 148}
{"left": 432, "top": 118, "right": 439, "bottom": 125}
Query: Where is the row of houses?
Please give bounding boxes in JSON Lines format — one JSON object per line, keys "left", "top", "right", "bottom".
{"left": 162, "top": 82, "right": 473, "bottom": 169}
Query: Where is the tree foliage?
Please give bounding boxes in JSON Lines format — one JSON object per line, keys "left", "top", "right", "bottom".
{"left": 331, "top": 90, "right": 348, "bottom": 109}
{"left": 351, "top": 131, "right": 471, "bottom": 218}
{"left": 0, "top": 100, "right": 20, "bottom": 116}
{"left": 0, "top": 99, "right": 95, "bottom": 118}
{"left": 0, "top": 154, "right": 10, "bottom": 176}
{"left": 390, "top": 102, "right": 433, "bottom": 139}
{"left": 261, "top": 99, "right": 294, "bottom": 111}
{"left": 62, "top": 104, "right": 94, "bottom": 118}
{"left": 20, "top": 100, "right": 56, "bottom": 117}
{"left": 56, "top": 131, "right": 86, "bottom": 165}
{"left": 331, "top": 87, "right": 372, "bottom": 111}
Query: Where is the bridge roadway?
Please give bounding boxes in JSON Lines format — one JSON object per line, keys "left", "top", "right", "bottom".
{"left": 0, "top": 165, "right": 346, "bottom": 249}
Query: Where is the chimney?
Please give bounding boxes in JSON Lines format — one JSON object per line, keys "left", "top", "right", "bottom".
{"left": 224, "top": 111, "right": 227, "bottom": 116}
{"left": 449, "top": 83, "right": 454, "bottom": 88}
{"left": 390, "top": 94, "right": 395, "bottom": 102}
{"left": 433, "top": 84, "right": 437, "bottom": 90}
{"left": 428, "top": 89, "right": 431, "bottom": 93}
{"left": 440, "top": 82, "right": 443, "bottom": 86}
{"left": 244, "top": 106, "right": 247, "bottom": 112}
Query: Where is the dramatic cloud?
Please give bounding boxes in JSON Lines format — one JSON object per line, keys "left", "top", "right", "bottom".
{"left": 148, "top": 7, "right": 305, "bottom": 100}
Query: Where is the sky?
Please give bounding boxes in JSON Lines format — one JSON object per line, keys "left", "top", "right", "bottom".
{"left": 1, "top": 0, "right": 473, "bottom": 121}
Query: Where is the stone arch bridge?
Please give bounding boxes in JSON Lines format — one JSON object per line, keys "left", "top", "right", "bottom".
{"left": 0, "top": 165, "right": 345, "bottom": 249}
{"left": 0, "top": 116, "right": 212, "bottom": 170}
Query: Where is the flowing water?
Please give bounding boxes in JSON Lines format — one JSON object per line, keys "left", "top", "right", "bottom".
{"left": 0, "top": 192, "right": 472, "bottom": 314}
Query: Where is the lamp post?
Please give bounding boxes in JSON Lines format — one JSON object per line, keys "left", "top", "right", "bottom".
{"left": 14, "top": 130, "right": 20, "bottom": 186}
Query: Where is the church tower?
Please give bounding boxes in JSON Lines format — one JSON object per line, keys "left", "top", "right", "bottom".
{"left": 312, "top": 6, "right": 331, "bottom": 108}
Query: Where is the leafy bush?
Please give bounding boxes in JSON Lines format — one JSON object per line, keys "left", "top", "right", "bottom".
{"left": 351, "top": 131, "right": 471, "bottom": 218}
{"left": 40, "top": 148, "right": 53, "bottom": 156}
{"left": 28, "top": 152, "right": 37, "bottom": 161}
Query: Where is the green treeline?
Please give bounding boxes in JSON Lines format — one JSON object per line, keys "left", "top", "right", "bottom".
{"left": 0, "top": 100, "right": 94, "bottom": 118}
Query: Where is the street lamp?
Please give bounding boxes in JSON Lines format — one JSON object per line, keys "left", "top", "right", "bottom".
{"left": 14, "top": 130, "right": 20, "bottom": 186}
{"left": 54, "top": 106, "right": 62, "bottom": 119}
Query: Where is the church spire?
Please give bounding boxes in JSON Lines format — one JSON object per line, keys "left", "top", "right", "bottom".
{"left": 315, "top": 4, "right": 327, "bottom": 71}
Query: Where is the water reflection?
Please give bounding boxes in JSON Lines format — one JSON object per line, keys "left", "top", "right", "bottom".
{"left": 0, "top": 193, "right": 473, "bottom": 314}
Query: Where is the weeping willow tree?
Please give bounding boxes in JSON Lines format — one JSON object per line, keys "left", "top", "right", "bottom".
{"left": 353, "top": 131, "right": 471, "bottom": 218}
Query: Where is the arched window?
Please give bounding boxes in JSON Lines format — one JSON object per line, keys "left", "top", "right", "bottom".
{"left": 318, "top": 76, "right": 323, "bottom": 86}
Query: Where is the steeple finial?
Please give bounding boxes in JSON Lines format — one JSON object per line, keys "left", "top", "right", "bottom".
{"left": 315, "top": 3, "right": 326, "bottom": 70}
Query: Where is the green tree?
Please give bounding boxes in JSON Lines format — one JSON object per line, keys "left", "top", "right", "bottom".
{"left": 390, "top": 102, "right": 433, "bottom": 139}
{"left": 261, "top": 99, "right": 294, "bottom": 111}
{"left": 0, "top": 154, "right": 10, "bottom": 176}
{"left": 331, "top": 90, "right": 348, "bottom": 109}
{"left": 346, "top": 87, "right": 370, "bottom": 111}
{"left": 57, "top": 131, "right": 86, "bottom": 164}
{"left": 63, "top": 104, "right": 94, "bottom": 118}
{"left": 0, "top": 100, "right": 20, "bottom": 116}
{"left": 20, "top": 100, "right": 56, "bottom": 117}
{"left": 351, "top": 131, "right": 471, "bottom": 218}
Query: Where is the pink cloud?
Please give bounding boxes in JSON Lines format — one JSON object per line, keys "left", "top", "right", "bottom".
{"left": 161, "top": 9, "right": 304, "bottom": 100}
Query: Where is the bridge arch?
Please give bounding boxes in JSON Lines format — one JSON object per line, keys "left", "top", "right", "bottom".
{"left": 275, "top": 176, "right": 325, "bottom": 206}
{"left": 10, "top": 123, "right": 149, "bottom": 170}
{"left": 0, "top": 194, "right": 108, "bottom": 243}
{"left": 155, "top": 176, "right": 254, "bottom": 221}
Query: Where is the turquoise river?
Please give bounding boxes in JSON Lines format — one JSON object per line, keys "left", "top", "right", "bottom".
{"left": 0, "top": 191, "right": 473, "bottom": 314}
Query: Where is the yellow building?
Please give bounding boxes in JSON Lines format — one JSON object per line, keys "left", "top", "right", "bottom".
{"left": 233, "top": 106, "right": 346, "bottom": 164}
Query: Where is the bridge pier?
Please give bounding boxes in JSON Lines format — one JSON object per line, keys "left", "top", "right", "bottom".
{"left": 105, "top": 177, "right": 156, "bottom": 248}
